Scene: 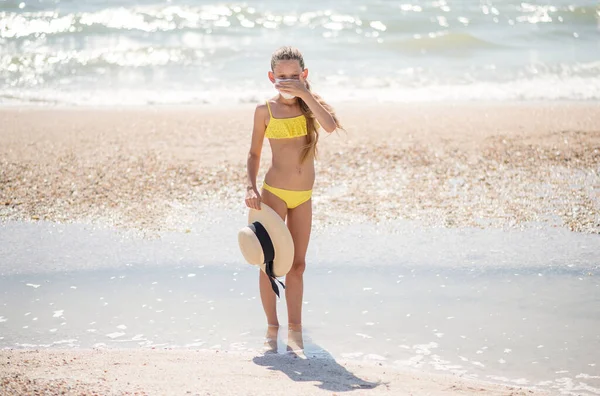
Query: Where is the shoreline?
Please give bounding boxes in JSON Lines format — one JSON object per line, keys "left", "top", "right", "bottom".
{"left": 1, "top": 98, "right": 599, "bottom": 109}
{"left": 0, "top": 348, "right": 545, "bottom": 395}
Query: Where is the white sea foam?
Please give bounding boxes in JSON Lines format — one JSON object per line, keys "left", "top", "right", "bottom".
{"left": 106, "top": 332, "right": 126, "bottom": 339}
{"left": 53, "top": 339, "right": 78, "bottom": 345}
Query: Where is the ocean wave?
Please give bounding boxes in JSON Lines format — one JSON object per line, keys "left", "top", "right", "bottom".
{"left": 385, "top": 31, "right": 503, "bottom": 53}
{"left": 515, "top": 3, "right": 599, "bottom": 24}
{"left": 2, "top": 74, "right": 599, "bottom": 106}
{"left": 1, "top": 7, "right": 217, "bottom": 38}
{"left": 5, "top": 1, "right": 594, "bottom": 40}
{"left": 1, "top": 46, "right": 205, "bottom": 70}
{"left": 556, "top": 4, "right": 599, "bottom": 24}
{"left": 1, "top": 5, "right": 375, "bottom": 38}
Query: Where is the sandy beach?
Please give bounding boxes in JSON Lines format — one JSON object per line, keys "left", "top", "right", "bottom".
{"left": 0, "top": 348, "right": 543, "bottom": 395}
{"left": 1, "top": 103, "right": 599, "bottom": 395}
{"left": 1, "top": 103, "right": 599, "bottom": 233}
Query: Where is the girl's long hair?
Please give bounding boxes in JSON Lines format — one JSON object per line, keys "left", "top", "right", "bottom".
{"left": 270, "top": 46, "right": 343, "bottom": 162}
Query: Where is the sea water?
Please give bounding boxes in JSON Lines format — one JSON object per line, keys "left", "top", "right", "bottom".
{"left": 1, "top": 218, "right": 599, "bottom": 394}
{"left": 1, "top": 0, "right": 599, "bottom": 104}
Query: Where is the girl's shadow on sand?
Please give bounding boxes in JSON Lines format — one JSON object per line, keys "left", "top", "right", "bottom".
{"left": 252, "top": 327, "right": 381, "bottom": 392}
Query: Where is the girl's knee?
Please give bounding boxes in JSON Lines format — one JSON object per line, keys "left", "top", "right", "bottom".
{"left": 289, "top": 260, "right": 306, "bottom": 276}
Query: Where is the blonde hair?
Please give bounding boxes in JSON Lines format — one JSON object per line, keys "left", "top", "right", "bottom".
{"left": 270, "top": 46, "right": 343, "bottom": 162}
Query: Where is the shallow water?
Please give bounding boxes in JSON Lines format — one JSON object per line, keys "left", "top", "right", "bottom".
{"left": 0, "top": 219, "right": 599, "bottom": 394}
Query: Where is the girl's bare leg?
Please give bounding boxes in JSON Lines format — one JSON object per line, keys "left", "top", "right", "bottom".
{"left": 285, "top": 198, "right": 312, "bottom": 328}
{"left": 258, "top": 188, "right": 288, "bottom": 326}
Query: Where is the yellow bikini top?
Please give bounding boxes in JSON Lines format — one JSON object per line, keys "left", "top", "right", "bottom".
{"left": 264, "top": 100, "right": 308, "bottom": 139}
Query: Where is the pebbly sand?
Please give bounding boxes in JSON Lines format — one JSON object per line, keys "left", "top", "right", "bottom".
{"left": 1, "top": 103, "right": 599, "bottom": 395}
{"left": 1, "top": 103, "right": 599, "bottom": 234}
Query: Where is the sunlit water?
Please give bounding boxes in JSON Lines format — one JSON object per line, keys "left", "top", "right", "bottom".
{"left": 1, "top": 0, "right": 599, "bottom": 104}
{"left": 1, "top": 217, "right": 599, "bottom": 395}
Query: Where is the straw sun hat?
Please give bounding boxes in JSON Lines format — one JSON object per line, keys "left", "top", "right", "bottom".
{"left": 238, "top": 203, "right": 294, "bottom": 297}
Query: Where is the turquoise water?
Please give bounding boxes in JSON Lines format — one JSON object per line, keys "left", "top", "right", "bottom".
{"left": 1, "top": 0, "right": 599, "bottom": 104}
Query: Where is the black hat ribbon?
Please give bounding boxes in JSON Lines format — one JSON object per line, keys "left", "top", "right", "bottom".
{"left": 249, "top": 221, "right": 286, "bottom": 298}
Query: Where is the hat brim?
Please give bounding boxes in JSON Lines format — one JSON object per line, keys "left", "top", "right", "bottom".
{"left": 248, "top": 203, "right": 294, "bottom": 278}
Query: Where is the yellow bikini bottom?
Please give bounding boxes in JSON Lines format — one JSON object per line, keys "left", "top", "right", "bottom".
{"left": 262, "top": 182, "right": 312, "bottom": 209}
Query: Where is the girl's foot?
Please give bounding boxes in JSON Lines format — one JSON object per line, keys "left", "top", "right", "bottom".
{"left": 286, "top": 324, "right": 306, "bottom": 359}
{"left": 264, "top": 324, "right": 279, "bottom": 353}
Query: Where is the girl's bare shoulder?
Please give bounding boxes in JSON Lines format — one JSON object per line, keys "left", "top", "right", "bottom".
{"left": 255, "top": 102, "right": 269, "bottom": 118}
{"left": 254, "top": 101, "right": 271, "bottom": 127}
{"left": 255, "top": 102, "right": 268, "bottom": 114}
{"left": 255, "top": 97, "right": 279, "bottom": 121}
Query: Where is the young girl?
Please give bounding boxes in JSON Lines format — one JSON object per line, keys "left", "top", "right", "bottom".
{"left": 245, "top": 46, "right": 342, "bottom": 332}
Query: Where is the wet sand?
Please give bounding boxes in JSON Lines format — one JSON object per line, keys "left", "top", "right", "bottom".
{"left": 1, "top": 103, "right": 599, "bottom": 233}
{"left": 1, "top": 349, "right": 544, "bottom": 395}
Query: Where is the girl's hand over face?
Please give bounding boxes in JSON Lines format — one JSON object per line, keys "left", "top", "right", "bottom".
{"left": 275, "top": 74, "right": 310, "bottom": 99}
{"left": 245, "top": 187, "right": 262, "bottom": 210}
